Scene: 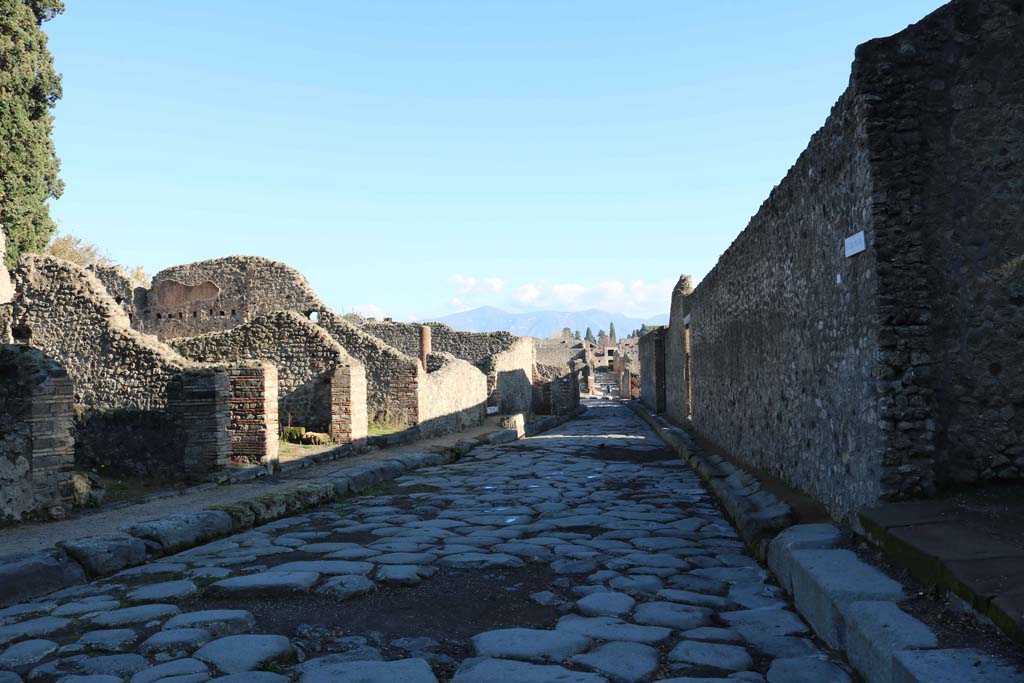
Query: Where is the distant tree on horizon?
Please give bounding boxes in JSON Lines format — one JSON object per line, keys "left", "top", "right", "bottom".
{"left": 609, "top": 322, "right": 617, "bottom": 345}
{"left": 1, "top": 0, "right": 65, "bottom": 267}
{"left": 574, "top": 330, "right": 581, "bottom": 340}
{"left": 585, "top": 327, "right": 596, "bottom": 344}
{"left": 47, "top": 230, "right": 148, "bottom": 285}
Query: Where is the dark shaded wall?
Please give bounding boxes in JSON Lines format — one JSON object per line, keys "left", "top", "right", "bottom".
{"left": 663, "top": 0, "right": 1024, "bottom": 519}
{"left": 639, "top": 327, "right": 666, "bottom": 413}
{"left": 854, "top": 0, "right": 1024, "bottom": 484}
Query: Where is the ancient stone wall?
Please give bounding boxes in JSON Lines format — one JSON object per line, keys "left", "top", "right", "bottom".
{"left": 317, "top": 312, "right": 420, "bottom": 427}
{"left": 139, "top": 256, "right": 326, "bottom": 340}
{"left": 532, "top": 363, "right": 581, "bottom": 416}
{"left": 170, "top": 311, "right": 368, "bottom": 444}
{"left": 12, "top": 255, "right": 193, "bottom": 411}
{"left": 669, "top": 88, "right": 885, "bottom": 520}
{"left": 664, "top": 276, "right": 692, "bottom": 421}
{"left": 639, "top": 327, "right": 666, "bottom": 413}
{"left": 88, "top": 265, "right": 147, "bottom": 323}
{"left": 0, "top": 345, "right": 75, "bottom": 521}
{"left": 852, "top": 0, "right": 1024, "bottom": 485}
{"left": 360, "top": 321, "right": 535, "bottom": 415}
{"left": 10, "top": 256, "right": 233, "bottom": 479}
{"left": 417, "top": 353, "right": 487, "bottom": 437}
{"left": 662, "top": 0, "right": 1024, "bottom": 519}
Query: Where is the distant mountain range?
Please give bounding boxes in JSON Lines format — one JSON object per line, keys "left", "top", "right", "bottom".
{"left": 424, "top": 306, "right": 668, "bottom": 338}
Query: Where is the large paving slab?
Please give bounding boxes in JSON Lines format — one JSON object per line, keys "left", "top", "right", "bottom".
{"left": 0, "top": 400, "right": 1008, "bottom": 682}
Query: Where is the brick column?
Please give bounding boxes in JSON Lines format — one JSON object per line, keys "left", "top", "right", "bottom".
{"left": 330, "top": 362, "right": 368, "bottom": 446}
{"left": 226, "top": 363, "right": 279, "bottom": 466}
{"left": 168, "top": 368, "right": 231, "bottom": 479}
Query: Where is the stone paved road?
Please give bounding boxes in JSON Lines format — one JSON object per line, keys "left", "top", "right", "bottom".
{"left": 0, "top": 400, "right": 852, "bottom": 683}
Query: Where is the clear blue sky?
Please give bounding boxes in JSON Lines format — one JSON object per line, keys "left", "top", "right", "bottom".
{"left": 46, "top": 1, "right": 944, "bottom": 320}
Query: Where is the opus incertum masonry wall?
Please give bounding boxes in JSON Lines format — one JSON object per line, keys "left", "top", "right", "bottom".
{"left": 657, "top": 0, "right": 1024, "bottom": 520}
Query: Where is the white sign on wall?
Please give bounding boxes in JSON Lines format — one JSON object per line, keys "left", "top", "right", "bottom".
{"left": 845, "top": 231, "right": 867, "bottom": 257}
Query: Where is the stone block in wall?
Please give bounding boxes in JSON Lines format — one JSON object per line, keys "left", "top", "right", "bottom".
{"left": 166, "top": 368, "right": 231, "bottom": 479}
{"left": 329, "top": 362, "right": 368, "bottom": 446}
{"left": 226, "top": 363, "right": 279, "bottom": 465}
{"left": 0, "top": 345, "right": 76, "bottom": 522}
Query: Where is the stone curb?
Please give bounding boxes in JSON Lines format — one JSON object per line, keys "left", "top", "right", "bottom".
{"left": 624, "top": 400, "right": 793, "bottom": 559}
{"left": 857, "top": 507, "right": 1024, "bottom": 645}
{"left": 628, "top": 400, "right": 1024, "bottom": 683}
{"left": 0, "top": 406, "right": 586, "bottom": 609}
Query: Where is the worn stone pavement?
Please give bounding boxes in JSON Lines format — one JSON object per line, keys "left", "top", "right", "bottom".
{"left": 0, "top": 400, "right": 851, "bottom": 683}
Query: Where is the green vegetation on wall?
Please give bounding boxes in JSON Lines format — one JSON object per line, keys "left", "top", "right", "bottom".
{"left": 1, "top": 0, "right": 65, "bottom": 267}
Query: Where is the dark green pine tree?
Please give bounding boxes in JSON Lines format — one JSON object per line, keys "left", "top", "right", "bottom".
{"left": 584, "top": 327, "right": 596, "bottom": 344}
{"left": 1, "top": 0, "right": 65, "bottom": 267}
{"left": 609, "top": 321, "right": 617, "bottom": 344}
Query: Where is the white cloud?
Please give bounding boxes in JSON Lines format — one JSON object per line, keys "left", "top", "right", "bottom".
{"left": 508, "top": 278, "right": 675, "bottom": 317}
{"left": 352, "top": 304, "right": 386, "bottom": 318}
{"left": 450, "top": 274, "right": 504, "bottom": 295}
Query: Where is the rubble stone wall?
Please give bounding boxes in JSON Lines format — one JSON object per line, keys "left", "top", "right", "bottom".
{"left": 663, "top": 0, "right": 1024, "bottom": 519}
{"left": 854, "top": 0, "right": 1024, "bottom": 485}
{"left": 170, "top": 311, "right": 368, "bottom": 443}
{"left": 317, "top": 312, "right": 420, "bottom": 427}
{"left": 0, "top": 345, "right": 75, "bottom": 521}
{"left": 139, "top": 256, "right": 326, "bottom": 341}
{"left": 10, "top": 256, "right": 232, "bottom": 479}
{"left": 11, "top": 255, "right": 193, "bottom": 411}
{"left": 668, "top": 81, "right": 885, "bottom": 521}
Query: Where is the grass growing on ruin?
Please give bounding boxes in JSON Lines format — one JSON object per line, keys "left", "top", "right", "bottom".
{"left": 368, "top": 421, "right": 405, "bottom": 436}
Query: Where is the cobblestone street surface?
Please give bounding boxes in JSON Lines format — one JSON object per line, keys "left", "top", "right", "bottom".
{"left": 0, "top": 401, "right": 850, "bottom": 683}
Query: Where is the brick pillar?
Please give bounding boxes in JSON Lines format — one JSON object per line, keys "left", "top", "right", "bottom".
{"left": 226, "top": 363, "right": 279, "bottom": 466}
{"left": 168, "top": 368, "right": 231, "bottom": 479}
{"left": 330, "top": 362, "right": 368, "bottom": 446}
{"left": 28, "top": 363, "right": 76, "bottom": 516}
{"left": 419, "top": 325, "right": 432, "bottom": 370}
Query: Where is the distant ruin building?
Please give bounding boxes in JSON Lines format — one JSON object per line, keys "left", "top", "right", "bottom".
{"left": 641, "top": 0, "right": 1024, "bottom": 520}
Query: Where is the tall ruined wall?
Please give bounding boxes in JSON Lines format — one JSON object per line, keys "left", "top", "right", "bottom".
{"left": 88, "top": 265, "right": 147, "bottom": 323}
{"left": 361, "top": 321, "right": 534, "bottom": 414}
{"left": 664, "top": 0, "right": 1024, "bottom": 519}
{"left": 171, "top": 310, "right": 366, "bottom": 439}
{"left": 852, "top": 0, "right": 1024, "bottom": 485}
{"left": 639, "top": 327, "right": 666, "bottom": 413}
{"left": 675, "top": 86, "right": 885, "bottom": 521}
{"left": 317, "top": 312, "right": 419, "bottom": 425}
{"left": 664, "top": 276, "right": 692, "bottom": 422}
{"left": 0, "top": 345, "right": 75, "bottom": 521}
{"left": 140, "top": 256, "right": 326, "bottom": 340}
{"left": 418, "top": 353, "right": 487, "bottom": 437}
{"left": 11, "top": 255, "right": 194, "bottom": 410}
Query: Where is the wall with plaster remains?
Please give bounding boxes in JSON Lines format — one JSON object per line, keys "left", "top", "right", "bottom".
{"left": 661, "top": 0, "right": 1024, "bottom": 520}
{"left": 171, "top": 311, "right": 368, "bottom": 444}
{"left": 0, "top": 345, "right": 75, "bottom": 521}
{"left": 360, "top": 321, "right": 535, "bottom": 415}
{"left": 418, "top": 353, "right": 487, "bottom": 437}
{"left": 139, "top": 256, "right": 326, "bottom": 340}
